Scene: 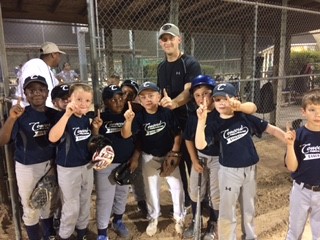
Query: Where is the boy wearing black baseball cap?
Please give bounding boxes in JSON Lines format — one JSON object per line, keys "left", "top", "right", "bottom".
{"left": 51, "top": 84, "right": 70, "bottom": 111}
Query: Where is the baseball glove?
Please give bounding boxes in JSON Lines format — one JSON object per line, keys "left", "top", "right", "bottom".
{"left": 113, "top": 161, "right": 137, "bottom": 185}
{"left": 88, "top": 135, "right": 115, "bottom": 170}
{"left": 29, "top": 167, "right": 58, "bottom": 210}
{"left": 159, "top": 151, "right": 182, "bottom": 177}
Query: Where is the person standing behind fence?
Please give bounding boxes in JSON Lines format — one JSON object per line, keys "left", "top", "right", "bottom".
{"left": 285, "top": 89, "right": 320, "bottom": 240}
{"left": 0, "top": 75, "right": 58, "bottom": 240}
{"left": 56, "top": 62, "right": 79, "bottom": 83}
{"left": 15, "top": 42, "right": 66, "bottom": 108}
{"left": 157, "top": 23, "right": 202, "bottom": 209}
{"left": 49, "top": 83, "right": 101, "bottom": 240}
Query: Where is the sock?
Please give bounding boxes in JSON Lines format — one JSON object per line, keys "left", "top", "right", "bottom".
{"left": 76, "top": 228, "right": 87, "bottom": 239}
{"left": 209, "top": 208, "right": 219, "bottom": 222}
{"left": 113, "top": 213, "right": 123, "bottom": 222}
{"left": 98, "top": 228, "right": 107, "bottom": 236}
{"left": 41, "top": 216, "right": 55, "bottom": 238}
{"left": 25, "top": 223, "right": 41, "bottom": 240}
{"left": 191, "top": 201, "right": 197, "bottom": 221}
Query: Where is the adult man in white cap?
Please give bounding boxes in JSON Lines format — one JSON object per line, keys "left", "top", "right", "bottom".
{"left": 15, "top": 42, "right": 66, "bottom": 108}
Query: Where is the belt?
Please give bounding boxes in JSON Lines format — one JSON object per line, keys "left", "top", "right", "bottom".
{"left": 295, "top": 180, "right": 320, "bottom": 192}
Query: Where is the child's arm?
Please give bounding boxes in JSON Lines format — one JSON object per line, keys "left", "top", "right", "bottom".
{"left": 264, "top": 123, "right": 286, "bottom": 144}
{"left": 172, "top": 132, "right": 182, "bottom": 153}
{"left": 49, "top": 101, "right": 75, "bottom": 143}
{"left": 0, "top": 101, "right": 24, "bottom": 146}
{"left": 195, "top": 97, "right": 208, "bottom": 150}
{"left": 227, "top": 95, "right": 257, "bottom": 114}
{"left": 284, "top": 123, "right": 298, "bottom": 172}
{"left": 121, "top": 101, "right": 135, "bottom": 138}
{"left": 185, "top": 139, "right": 203, "bottom": 173}
{"left": 92, "top": 109, "right": 103, "bottom": 135}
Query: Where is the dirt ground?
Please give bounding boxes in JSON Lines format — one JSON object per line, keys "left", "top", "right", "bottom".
{"left": 0, "top": 134, "right": 313, "bottom": 240}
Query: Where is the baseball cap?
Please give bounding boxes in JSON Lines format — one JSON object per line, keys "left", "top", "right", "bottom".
{"left": 213, "top": 83, "right": 237, "bottom": 98}
{"left": 40, "top": 42, "right": 66, "bottom": 54}
{"left": 102, "top": 85, "right": 123, "bottom": 101}
{"left": 159, "top": 23, "right": 180, "bottom": 39}
{"left": 121, "top": 79, "right": 139, "bottom": 94}
{"left": 23, "top": 75, "right": 48, "bottom": 90}
{"left": 138, "top": 81, "right": 160, "bottom": 95}
{"left": 51, "top": 84, "right": 70, "bottom": 100}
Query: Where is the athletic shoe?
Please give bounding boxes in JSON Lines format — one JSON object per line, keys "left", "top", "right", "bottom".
{"left": 97, "top": 235, "right": 108, "bottom": 240}
{"left": 183, "top": 220, "right": 195, "bottom": 238}
{"left": 175, "top": 219, "right": 184, "bottom": 235}
{"left": 48, "top": 236, "right": 56, "bottom": 240}
{"left": 146, "top": 218, "right": 158, "bottom": 236}
{"left": 203, "top": 221, "right": 218, "bottom": 240}
{"left": 112, "top": 219, "right": 129, "bottom": 238}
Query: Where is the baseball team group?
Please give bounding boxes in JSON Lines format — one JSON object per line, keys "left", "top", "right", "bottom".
{"left": 0, "top": 22, "right": 320, "bottom": 240}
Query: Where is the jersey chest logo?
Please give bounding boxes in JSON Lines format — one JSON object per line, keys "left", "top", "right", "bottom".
{"left": 73, "top": 127, "right": 91, "bottom": 142}
{"left": 29, "top": 122, "right": 51, "bottom": 137}
{"left": 104, "top": 121, "right": 123, "bottom": 134}
{"left": 144, "top": 121, "right": 166, "bottom": 136}
{"left": 222, "top": 125, "right": 249, "bottom": 144}
{"left": 301, "top": 143, "right": 320, "bottom": 161}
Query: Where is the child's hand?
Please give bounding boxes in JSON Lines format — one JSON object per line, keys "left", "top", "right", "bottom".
{"left": 285, "top": 121, "right": 296, "bottom": 146}
{"left": 124, "top": 101, "right": 135, "bottom": 122}
{"left": 92, "top": 109, "right": 103, "bottom": 129}
{"left": 193, "top": 159, "right": 204, "bottom": 173}
{"left": 196, "top": 96, "right": 208, "bottom": 121}
{"left": 9, "top": 99, "right": 24, "bottom": 119}
{"left": 227, "top": 95, "right": 241, "bottom": 111}
{"left": 160, "top": 88, "right": 176, "bottom": 109}
{"left": 65, "top": 101, "right": 77, "bottom": 117}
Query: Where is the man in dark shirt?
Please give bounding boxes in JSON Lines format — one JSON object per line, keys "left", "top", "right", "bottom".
{"left": 157, "top": 23, "right": 202, "bottom": 208}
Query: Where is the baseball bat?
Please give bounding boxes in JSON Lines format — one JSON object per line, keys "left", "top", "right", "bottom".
{"left": 193, "top": 157, "right": 203, "bottom": 240}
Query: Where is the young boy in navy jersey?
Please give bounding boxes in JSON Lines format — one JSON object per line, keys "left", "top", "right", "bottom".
{"left": 51, "top": 83, "right": 70, "bottom": 111}
{"left": 285, "top": 89, "right": 320, "bottom": 239}
{"left": 122, "top": 81, "right": 185, "bottom": 237}
{"left": 183, "top": 76, "right": 257, "bottom": 239}
{"left": 195, "top": 83, "right": 286, "bottom": 240}
{"left": 94, "top": 85, "right": 135, "bottom": 240}
{"left": 0, "top": 75, "right": 58, "bottom": 240}
{"left": 49, "top": 83, "right": 101, "bottom": 240}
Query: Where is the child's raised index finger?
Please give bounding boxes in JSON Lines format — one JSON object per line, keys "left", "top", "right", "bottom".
{"left": 128, "top": 101, "right": 132, "bottom": 111}
{"left": 163, "top": 88, "right": 168, "bottom": 97}
{"left": 203, "top": 95, "right": 207, "bottom": 107}
{"left": 286, "top": 121, "right": 293, "bottom": 131}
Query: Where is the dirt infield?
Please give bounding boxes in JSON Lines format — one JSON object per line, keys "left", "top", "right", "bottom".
{"left": 0, "top": 134, "right": 313, "bottom": 239}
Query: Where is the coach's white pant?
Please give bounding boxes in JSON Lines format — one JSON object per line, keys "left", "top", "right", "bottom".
{"left": 15, "top": 160, "right": 54, "bottom": 226}
{"left": 141, "top": 152, "right": 185, "bottom": 222}
{"left": 57, "top": 164, "right": 93, "bottom": 239}
{"left": 286, "top": 181, "right": 320, "bottom": 240}
{"left": 218, "top": 164, "right": 257, "bottom": 240}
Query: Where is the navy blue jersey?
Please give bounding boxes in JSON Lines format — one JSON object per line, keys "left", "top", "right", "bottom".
{"left": 132, "top": 106, "right": 181, "bottom": 157}
{"left": 12, "top": 106, "right": 57, "bottom": 165}
{"left": 100, "top": 110, "right": 135, "bottom": 164}
{"left": 291, "top": 126, "right": 320, "bottom": 185}
{"left": 210, "top": 113, "right": 268, "bottom": 168}
{"left": 54, "top": 111, "right": 93, "bottom": 167}
{"left": 184, "top": 110, "right": 220, "bottom": 156}
{"left": 157, "top": 54, "right": 201, "bottom": 130}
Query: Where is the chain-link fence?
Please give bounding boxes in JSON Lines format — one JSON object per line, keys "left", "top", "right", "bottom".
{"left": 3, "top": 0, "right": 320, "bottom": 127}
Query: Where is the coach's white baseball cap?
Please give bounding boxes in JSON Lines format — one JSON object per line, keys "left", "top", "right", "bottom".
{"left": 159, "top": 23, "right": 180, "bottom": 39}
{"left": 40, "top": 42, "right": 66, "bottom": 54}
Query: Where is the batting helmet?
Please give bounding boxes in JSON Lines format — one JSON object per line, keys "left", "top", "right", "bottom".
{"left": 113, "top": 161, "right": 136, "bottom": 185}
{"left": 121, "top": 79, "right": 139, "bottom": 95}
{"left": 190, "top": 75, "right": 216, "bottom": 93}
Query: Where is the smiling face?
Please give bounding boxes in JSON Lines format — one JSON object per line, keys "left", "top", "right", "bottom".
{"left": 302, "top": 104, "right": 320, "bottom": 130}
{"left": 24, "top": 82, "right": 48, "bottom": 109}
{"left": 193, "top": 86, "right": 214, "bottom": 111}
{"left": 159, "top": 34, "right": 181, "bottom": 57}
{"left": 69, "top": 83, "right": 93, "bottom": 116}
{"left": 213, "top": 96, "right": 235, "bottom": 118}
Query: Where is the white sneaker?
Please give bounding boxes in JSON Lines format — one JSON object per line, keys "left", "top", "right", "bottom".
{"left": 175, "top": 219, "right": 184, "bottom": 235}
{"left": 146, "top": 218, "right": 158, "bottom": 236}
